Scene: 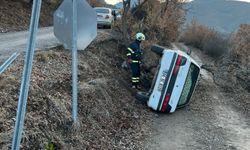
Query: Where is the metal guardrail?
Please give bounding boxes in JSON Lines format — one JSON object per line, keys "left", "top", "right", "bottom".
{"left": 0, "top": 52, "right": 19, "bottom": 74}
{"left": 11, "top": 0, "right": 42, "bottom": 150}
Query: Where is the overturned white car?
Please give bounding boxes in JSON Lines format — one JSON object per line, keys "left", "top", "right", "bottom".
{"left": 136, "top": 45, "right": 200, "bottom": 113}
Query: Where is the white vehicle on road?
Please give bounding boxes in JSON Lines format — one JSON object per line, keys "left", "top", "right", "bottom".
{"left": 94, "top": 7, "right": 113, "bottom": 29}
{"left": 136, "top": 45, "right": 200, "bottom": 113}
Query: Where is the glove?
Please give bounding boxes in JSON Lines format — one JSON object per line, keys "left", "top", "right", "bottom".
{"left": 140, "top": 61, "right": 143, "bottom": 68}
{"left": 127, "top": 58, "right": 132, "bottom": 64}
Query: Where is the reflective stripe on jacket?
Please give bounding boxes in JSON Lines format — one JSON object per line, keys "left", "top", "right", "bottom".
{"left": 127, "top": 40, "right": 142, "bottom": 63}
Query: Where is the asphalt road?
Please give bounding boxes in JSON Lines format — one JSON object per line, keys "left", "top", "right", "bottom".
{"left": 0, "top": 27, "right": 59, "bottom": 63}
{"left": 0, "top": 27, "right": 109, "bottom": 63}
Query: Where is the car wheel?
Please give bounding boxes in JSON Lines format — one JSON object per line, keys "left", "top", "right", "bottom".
{"left": 151, "top": 44, "right": 165, "bottom": 56}
{"left": 135, "top": 91, "right": 150, "bottom": 103}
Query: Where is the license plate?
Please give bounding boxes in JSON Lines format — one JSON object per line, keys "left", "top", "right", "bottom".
{"left": 158, "top": 70, "right": 168, "bottom": 91}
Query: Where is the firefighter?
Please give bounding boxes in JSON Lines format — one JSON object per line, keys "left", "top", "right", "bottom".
{"left": 127, "top": 32, "right": 145, "bottom": 89}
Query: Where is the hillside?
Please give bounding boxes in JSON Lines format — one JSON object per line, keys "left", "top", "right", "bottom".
{"left": 0, "top": 0, "right": 55, "bottom": 33}
{"left": 185, "top": 0, "right": 250, "bottom": 33}
{"left": 0, "top": 37, "right": 153, "bottom": 149}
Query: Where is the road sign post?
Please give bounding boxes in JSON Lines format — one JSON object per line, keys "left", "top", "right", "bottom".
{"left": 54, "top": 0, "right": 97, "bottom": 123}
{"left": 72, "top": 0, "right": 78, "bottom": 123}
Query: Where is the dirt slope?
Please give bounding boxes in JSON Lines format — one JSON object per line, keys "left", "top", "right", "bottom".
{"left": 0, "top": 0, "right": 55, "bottom": 33}
{"left": 0, "top": 37, "right": 152, "bottom": 149}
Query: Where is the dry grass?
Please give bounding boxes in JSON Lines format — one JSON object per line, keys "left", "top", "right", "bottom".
{"left": 36, "top": 51, "right": 59, "bottom": 63}
{"left": 114, "top": 0, "right": 185, "bottom": 45}
{"left": 227, "top": 24, "right": 250, "bottom": 92}
{"left": 180, "top": 20, "right": 229, "bottom": 57}
{"left": 0, "top": 39, "right": 152, "bottom": 149}
{"left": 211, "top": 24, "right": 250, "bottom": 95}
{"left": 229, "top": 24, "right": 250, "bottom": 65}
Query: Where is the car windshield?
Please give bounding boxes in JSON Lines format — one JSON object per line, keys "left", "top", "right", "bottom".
{"left": 95, "top": 9, "right": 109, "bottom": 14}
{"left": 178, "top": 63, "right": 200, "bottom": 106}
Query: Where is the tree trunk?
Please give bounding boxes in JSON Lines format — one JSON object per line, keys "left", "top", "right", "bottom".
{"left": 122, "top": 0, "right": 131, "bottom": 42}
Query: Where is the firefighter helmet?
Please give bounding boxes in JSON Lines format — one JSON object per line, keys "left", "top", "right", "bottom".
{"left": 136, "top": 32, "right": 145, "bottom": 41}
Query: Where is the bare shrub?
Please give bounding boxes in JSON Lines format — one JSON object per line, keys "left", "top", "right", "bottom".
{"left": 229, "top": 24, "right": 250, "bottom": 91}
{"left": 230, "top": 24, "right": 250, "bottom": 64}
{"left": 214, "top": 24, "right": 250, "bottom": 92}
{"left": 180, "top": 20, "right": 209, "bottom": 49}
{"left": 202, "top": 32, "right": 229, "bottom": 57}
{"left": 181, "top": 20, "right": 229, "bottom": 57}
{"left": 118, "top": 0, "right": 186, "bottom": 45}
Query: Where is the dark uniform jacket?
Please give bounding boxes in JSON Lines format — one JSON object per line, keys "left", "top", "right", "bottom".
{"left": 127, "top": 40, "right": 143, "bottom": 63}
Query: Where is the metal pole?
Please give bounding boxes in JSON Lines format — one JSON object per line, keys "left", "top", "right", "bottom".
{"left": 11, "top": 1, "right": 42, "bottom": 149}
{"left": 72, "top": 0, "right": 78, "bottom": 123}
{"left": 0, "top": 52, "right": 19, "bottom": 74}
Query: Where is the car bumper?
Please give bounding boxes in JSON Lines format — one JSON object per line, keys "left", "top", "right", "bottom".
{"left": 97, "top": 21, "right": 112, "bottom": 26}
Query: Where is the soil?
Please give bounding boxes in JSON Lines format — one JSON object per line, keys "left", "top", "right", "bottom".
{"left": 0, "top": 0, "right": 55, "bottom": 33}
{"left": 0, "top": 36, "right": 153, "bottom": 149}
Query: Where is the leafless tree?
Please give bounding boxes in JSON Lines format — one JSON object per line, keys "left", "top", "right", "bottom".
{"left": 121, "top": 0, "right": 131, "bottom": 41}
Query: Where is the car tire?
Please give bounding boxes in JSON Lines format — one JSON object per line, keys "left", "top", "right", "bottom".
{"left": 135, "top": 91, "right": 150, "bottom": 103}
{"left": 151, "top": 44, "right": 165, "bottom": 56}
